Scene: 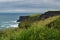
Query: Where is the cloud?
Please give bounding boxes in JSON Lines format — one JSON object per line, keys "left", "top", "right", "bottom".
{"left": 0, "top": 0, "right": 60, "bottom": 13}
{"left": 0, "top": 0, "right": 23, "bottom": 2}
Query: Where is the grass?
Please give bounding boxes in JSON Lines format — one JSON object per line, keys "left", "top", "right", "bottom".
{"left": 0, "top": 14, "right": 60, "bottom": 40}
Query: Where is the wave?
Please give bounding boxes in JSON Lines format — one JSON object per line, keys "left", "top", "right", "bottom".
{"left": 10, "top": 24, "right": 18, "bottom": 27}
{"left": 0, "top": 20, "right": 19, "bottom": 29}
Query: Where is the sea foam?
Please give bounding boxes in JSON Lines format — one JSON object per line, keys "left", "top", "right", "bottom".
{"left": 0, "top": 20, "right": 19, "bottom": 29}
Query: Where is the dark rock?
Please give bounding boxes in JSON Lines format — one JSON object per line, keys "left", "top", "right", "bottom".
{"left": 40, "top": 11, "right": 60, "bottom": 20}
{"left": 17, "top": 11, "right": 60, "bottom": 22}
{"left": 17, "top": 16, "right": 29, "bottom": 22}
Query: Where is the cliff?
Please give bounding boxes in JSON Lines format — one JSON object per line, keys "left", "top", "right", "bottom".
{"left": 17, "top": 16, "right": 29, "bottom": 22}
{"left": 17, "top": 11, "right": 60, "bottom": 28}
{"left": 17, "top": 11, "right": 60, "bottom": 22}
{"left": 40, "top": 11, "right": 60, "bottom": 20}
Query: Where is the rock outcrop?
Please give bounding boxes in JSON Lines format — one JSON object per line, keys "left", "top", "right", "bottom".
{"left": 17, "top": 11, "right": 60, "bottom": 22}
{"left": 40, "top": 11, "right": 60, "bottom": 20}
{"left": 17, "top": 11, "right": 60, "bottom": 28}
{"left": 17, "top": 16, "right": 29, "bottom": 22}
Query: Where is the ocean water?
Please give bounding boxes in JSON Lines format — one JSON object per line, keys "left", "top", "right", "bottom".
{"left": 0, "top": 13, "right": 35, "bottom": 29}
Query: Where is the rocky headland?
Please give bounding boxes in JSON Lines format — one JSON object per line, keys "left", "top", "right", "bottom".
{"left": 17, "top": 11, "right": 60, "bottom": 22}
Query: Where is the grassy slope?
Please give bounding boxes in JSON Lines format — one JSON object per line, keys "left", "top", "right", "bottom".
{"left": 0, "top": 14, "right": 60, "bottom": 40}
{"left": 47, "top": 17, "right": 60, "bottom": 29}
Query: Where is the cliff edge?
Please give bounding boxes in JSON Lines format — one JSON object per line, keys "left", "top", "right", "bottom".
{"left": 17, "top": 11, "right": 60, "bottom": 22}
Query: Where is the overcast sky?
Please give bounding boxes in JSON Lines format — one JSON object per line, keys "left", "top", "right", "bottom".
{"left": 0, "top": 0, "right": 60, "bottom": 13}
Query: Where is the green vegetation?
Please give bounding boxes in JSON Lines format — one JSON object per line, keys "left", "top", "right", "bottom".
{"left": 0, "top": 14, "right": 60, "bottom": 40}
{"left": 47, "top": 17, "right": 60, "bottom": 29}
{"left": 18, "top": 14, "right": 41, "bottom": 28}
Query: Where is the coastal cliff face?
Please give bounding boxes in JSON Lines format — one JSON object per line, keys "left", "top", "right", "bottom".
{"left": 17, "top": 14, "right": 41, "bottom": 28}
{"left": 17, "top": 11, "right": 60, "bottom": 22}
{"left": 17, "top": 16, "right": 29, "bottom": 22}
{"left": 17, "top": 11, "right": 60, "bottom": 28}
{"left": 40, "top": 11, "right": 60, "bottom": 20}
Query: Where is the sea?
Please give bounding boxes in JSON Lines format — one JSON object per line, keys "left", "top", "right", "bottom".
{"left": 0, "top": 13, "right": 36, "bottom": 29}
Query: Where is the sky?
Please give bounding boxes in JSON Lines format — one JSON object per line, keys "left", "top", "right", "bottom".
{"left": 0, "top": 0, "right": 60, "bottom": 13}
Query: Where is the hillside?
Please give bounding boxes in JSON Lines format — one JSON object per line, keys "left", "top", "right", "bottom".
{"left": 47, "top": 17, "right": 60, "bottom": 28}
{"left": 0, "top": 11, "right": 60, "bottom": 40}
{"left": 18, "top": 11, "right": 60, "bottom": 28}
